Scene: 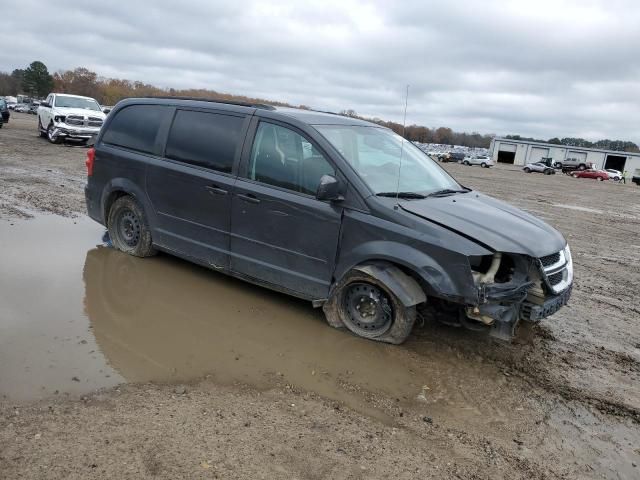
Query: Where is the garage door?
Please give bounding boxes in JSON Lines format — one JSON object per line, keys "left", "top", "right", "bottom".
{"left": 529, "top": 147, "right": 549, "bottom": 163}
{"left": 567, "top": 151, "right": 587, "bottom": 162}
{"left": 498, "top": 143, "right": 517, "bottom": 153}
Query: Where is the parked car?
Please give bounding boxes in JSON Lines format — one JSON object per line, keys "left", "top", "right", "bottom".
{"left": 554, "top": 157, "right": 589, "bottom": 170}
{"left": 523, "top": 162, "right": 556, "bottom": 175}
{"left": 14, "top": 103, "right": 30, "bottom": 113}
{"left": 38, "top": 93, "right": 106, "bottom": 144}
{"left": 0, "top": 98, "right": 9, "bottom": 123}
{"left": 462, "top": 155, "right": 494, "bottom": 168}
{"left": 572, "top": 169, "right": 608, "bottom": 181}
{"left": 439, "top": 151, "right": 466, "bottom": 163}
{"left": 604, "top": 169, "right": 622, "bottom": 181}
{"left": 85, "top": 97, "right": 573, "bottom": 345}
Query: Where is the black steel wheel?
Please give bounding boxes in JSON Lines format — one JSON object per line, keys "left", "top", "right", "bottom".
{"left": 323, "top": 268, "right": 417, "bottom": 344}
{"left": 342, "top": 282, "right": 393, "bottom": 337}
{"left": 107, "top": 196, "right": 157, "bottom": 257}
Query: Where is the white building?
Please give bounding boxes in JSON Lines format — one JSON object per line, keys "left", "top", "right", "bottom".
{"left": 489, "top": 137, "right": 640, "bottom": 176}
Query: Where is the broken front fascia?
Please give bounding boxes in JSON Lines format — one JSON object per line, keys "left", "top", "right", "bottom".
{"left": 467, "top": 252, "right": 534, "bottom": 340}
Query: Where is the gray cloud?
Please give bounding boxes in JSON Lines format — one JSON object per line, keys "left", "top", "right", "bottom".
{"left": 2, "top": 0, "right": 639, "bottom": 141}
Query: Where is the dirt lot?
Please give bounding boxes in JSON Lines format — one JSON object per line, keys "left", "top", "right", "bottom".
{"left": 1, "top": 113, "right": 639, "bottom": 479}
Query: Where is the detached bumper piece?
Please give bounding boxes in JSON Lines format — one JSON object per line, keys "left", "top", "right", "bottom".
{"left": 520, "top": 285, "right": 572, "bottom": 322}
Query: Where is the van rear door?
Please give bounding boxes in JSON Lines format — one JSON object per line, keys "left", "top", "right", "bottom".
{"left": 145, "top": 108, "right": 250, "bottom": 269}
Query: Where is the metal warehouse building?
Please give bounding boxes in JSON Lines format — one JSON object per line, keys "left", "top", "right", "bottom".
{"left": 489, "top": 137, "right": 640, "bottom": 175}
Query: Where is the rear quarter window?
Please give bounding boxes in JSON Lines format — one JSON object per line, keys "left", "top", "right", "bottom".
{"left": 102, "top": 105, "right": 167, "bottom": 154}
{"left": 165, "top": 109, "right": 244, "bottom": 173}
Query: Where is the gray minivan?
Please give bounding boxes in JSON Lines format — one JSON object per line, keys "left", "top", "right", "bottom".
{"left": 85, "top": 97, "right": 573, "bottom": 344}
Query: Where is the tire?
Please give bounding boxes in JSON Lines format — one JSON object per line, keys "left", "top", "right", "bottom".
{"left": 524, "top": 167, "right": 531, "bottom": 173}
{"left": 544, "top": 169, "right": 552, "bottom": 175}
{"left": 597, "top": 177, "right": 603, "bottom": 181}
{"left": 555, "top": 162, "right": 562, "bottom": 168}
{"left": 463, "top": 160, "right": 470, "bottom": 166}
{"left": 481, "top": 162, "right": 487, "bottom": 168}
{"left": 578, "top": 164, "right": 586, "bottom": 171}
{"left": 37, "top": 117, "right": 47, "bottom": 138}
{"left": 107, "top": 196, "right": 157, "bottom": 257}
{"left": 46, "top": 123, "right": 62, "bottom": 144}
{"left": 572, "top": 173, "right": 578, "bottom": 178}
{"left": 323, "top": 269, "right": 416, "bottom": 345}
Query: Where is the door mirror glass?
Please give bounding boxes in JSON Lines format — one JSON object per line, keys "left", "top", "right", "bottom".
{"left": 316, "top": 174, "right": 344, "bottom": 202}
{"left": 41, "top": 102, "right": 51, "bottom": 108}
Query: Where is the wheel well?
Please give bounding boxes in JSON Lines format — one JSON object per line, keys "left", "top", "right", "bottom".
{"left": 104, "top": 190, "right": 129, "bottom": 224}
{"left": 348, "top": 259, "right": 431, "bottom": 305}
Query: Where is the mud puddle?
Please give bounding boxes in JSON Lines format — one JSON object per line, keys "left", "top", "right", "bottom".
{"left": 1, "top": 214, "right": 529, "bottom": 425}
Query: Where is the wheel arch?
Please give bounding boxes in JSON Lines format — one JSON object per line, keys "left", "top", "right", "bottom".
{"left": 101, "top": 178, "right": 154, "bottom": 228}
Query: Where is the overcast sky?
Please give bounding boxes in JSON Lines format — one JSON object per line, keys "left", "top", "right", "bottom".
{"left": 2, "top": 0, "right": 639, "bottom": 141}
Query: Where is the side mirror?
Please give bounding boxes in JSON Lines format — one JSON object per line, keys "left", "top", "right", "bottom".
{"left": 103, "top": 108, "right": 111, "bottom": 114}
{"left": 316, "top": 174, "right": 344, "bottom": 202}
{"left": 40, "top": 102, "right": 50, "bottom": 108}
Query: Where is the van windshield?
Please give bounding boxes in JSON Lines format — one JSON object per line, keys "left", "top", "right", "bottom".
{"left": 315, "top": 125, "right": 461, "bottom": 196}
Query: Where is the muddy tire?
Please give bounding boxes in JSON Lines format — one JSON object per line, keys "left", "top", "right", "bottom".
{"left": 107, "top": 196, "right": 157, "bottom": 258}
{"left": 323, "top": 270, "right": 416, "bottom": 345}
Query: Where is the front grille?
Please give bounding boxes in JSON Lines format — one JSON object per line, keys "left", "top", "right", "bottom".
{"left": 540, "top": 252, "right": 560, "bottom": 267}
{"left": 547, "top": 271, "right": 563, "bottom": 285}
{"left": 66, "top": 115, "right": 84, "bottom": 126}
{"left": 537, "top": 248, "right": 572, "bottom": 294}
{"left": 87, "top": 117, "right": 103, "bottom": 127}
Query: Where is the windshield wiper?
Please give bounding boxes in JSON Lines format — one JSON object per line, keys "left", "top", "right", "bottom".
{"left": 425, "top": 188, "right": 470, "bottom": 197}
{"left": 376, "top": 191, "right": 427, "bottom": 199}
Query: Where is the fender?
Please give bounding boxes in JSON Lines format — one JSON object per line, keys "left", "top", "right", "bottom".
{"left": 353, "top": 262, "right": 426, "bottom": 307}
{"left": 100, "top": 178, "right": 156, "bottom": 227}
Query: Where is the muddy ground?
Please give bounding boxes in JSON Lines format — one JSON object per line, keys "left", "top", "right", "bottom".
{"left": 1, "top": 113, "right": 639, "bottom": 479}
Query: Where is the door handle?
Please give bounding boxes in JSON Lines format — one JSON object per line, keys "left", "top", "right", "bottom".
{"left": 236, "top": 193, "right": 261, "bottom": 204}
{"left": 205, "top": 185, "right": 228, "bottom": 196}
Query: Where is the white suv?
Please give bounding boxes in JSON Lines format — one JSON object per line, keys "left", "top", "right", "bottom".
{"left": 37, "top": 93, "right": 106, "bottom": 144}
{"left": 462, "top": 155, "right": 494, "bottom": 168}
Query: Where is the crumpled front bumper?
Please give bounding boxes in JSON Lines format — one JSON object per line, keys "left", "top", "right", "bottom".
{"left": 51, "top": 124, "right": 100, "bottom": 140}
{"left": 520, "top": 285, "right": 572, "bottom": 322}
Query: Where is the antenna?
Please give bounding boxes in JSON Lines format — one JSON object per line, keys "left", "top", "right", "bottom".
{"left": 395, "top": 84, "right": 410, "bottom": 205}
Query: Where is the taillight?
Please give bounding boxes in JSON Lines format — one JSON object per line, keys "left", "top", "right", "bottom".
{"left": 86, "top": 147, "right": 95, "bottom": 176}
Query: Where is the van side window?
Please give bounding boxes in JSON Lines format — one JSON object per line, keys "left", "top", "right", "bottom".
{"left": 102, "top": 105, "right": 166, "bottom": 154}
{"left": 165, "top": 110, "right": 244, "bottom": 173}
{"left": 248, "top": 122, "right": 334, "bottom": 196}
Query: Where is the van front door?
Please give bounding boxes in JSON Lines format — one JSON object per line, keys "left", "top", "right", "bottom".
{"left": 230, "top": 120, "right": 342, "bottom": 299}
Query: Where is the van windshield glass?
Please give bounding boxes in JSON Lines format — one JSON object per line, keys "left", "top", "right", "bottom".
{"left": 54, "top": 95, "right": 101, "bottom": 111}
{"left": 315, "top": 125, "right": 461, "bottom": 195}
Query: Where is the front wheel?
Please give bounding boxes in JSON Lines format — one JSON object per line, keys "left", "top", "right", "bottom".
{"left": 524, "top": 167, "right": 531, "bottom": 173}
{"left": 46, "top": 124, "right": 62, "bottom": 144}
{"left": 107, "top": 196, "right": 157, "bottom": 257}
{"left": 481, "top": 162, "right": 487, "bottom": 168}
{"left": 597, "top": 177, "right": 604, "bottom": 181}
{"left": 578, "top": 164, "right": 586, "bottom": 170}
{"left": 463, "top": 160, "right": 470, "bottom": 165}
{"left": 323, "top": 270, "right": 416, "bottom": 344}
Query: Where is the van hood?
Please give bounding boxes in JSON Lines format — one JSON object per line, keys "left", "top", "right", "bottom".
{"left": 399, "top": 192, "right": 566, "bottom": 258}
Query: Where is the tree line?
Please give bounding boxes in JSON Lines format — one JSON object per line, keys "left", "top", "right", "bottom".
{"left": 1, "top": 61, "right": 637, "bottom": 152}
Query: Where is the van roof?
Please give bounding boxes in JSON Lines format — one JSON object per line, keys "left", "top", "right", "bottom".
{"left": 137, "top": 96, "right": 378, "bottom": 127}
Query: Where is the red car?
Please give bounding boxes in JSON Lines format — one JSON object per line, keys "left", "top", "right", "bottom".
{"left": 572, "top": 169, "right": 609, "bottom": 181}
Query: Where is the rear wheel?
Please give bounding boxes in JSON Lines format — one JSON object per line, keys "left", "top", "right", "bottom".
{"left": 463, "top": 160, "right": 470, "bottom": 165}
{"left": 597, "top": 176, "right": 604, "bottom": 181}
{"left": 578, "top": 164, "right": 586, "bottom": 170}
{"left": 107, "top": 196, "right": 157, "bottom": 257}
{"left": 37, "top": 117, "right": 47, "bottom": 137}
{"left": 524, "top": 167, "right": 531, "bottom": 173}
{"left": 481, "top": 162, "right": 487, "bottom": 168}
{"left": 324, "top": 270, "right": 416, "bottom": 344}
